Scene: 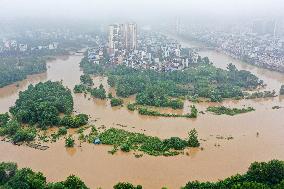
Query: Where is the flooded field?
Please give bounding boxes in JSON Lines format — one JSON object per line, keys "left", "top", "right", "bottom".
{"left": 1, "top": 41, "right": 284, "bottom": 188}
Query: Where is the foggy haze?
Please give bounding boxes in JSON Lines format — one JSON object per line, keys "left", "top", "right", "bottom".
{"left": 0, "top": 0, "right": 283, "bottom": 23}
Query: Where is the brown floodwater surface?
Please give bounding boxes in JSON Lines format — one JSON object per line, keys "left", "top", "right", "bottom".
{"left": 1, "top": 43, "right": 284, "bottom": 188}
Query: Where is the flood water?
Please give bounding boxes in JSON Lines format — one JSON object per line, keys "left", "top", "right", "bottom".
{"left": 1, "top": 39, "right": 284, "bottom": 189}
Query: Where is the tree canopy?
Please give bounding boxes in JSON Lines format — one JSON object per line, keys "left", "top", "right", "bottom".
{"left": 9, "top": 81, "right": 74, "bottom": 128}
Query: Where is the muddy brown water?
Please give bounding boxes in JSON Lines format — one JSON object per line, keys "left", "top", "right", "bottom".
{"left": 1, "top": 41, "right": 284, "bottom": 188}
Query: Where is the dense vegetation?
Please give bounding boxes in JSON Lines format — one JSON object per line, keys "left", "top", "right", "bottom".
{"left": 60, "top": 114, "right": 89, "bottom": 128}
{"left": 136, "top": 86, "right": 184, "bottom": 109}
{"left": 80, "top": 74, "right": 94, "bottom": 86}
{"left": 89, "top": 84, "right": 107, "bottom": 99}
{"left": 0, "top": 56, "right": 47, "bottom": 88}
{"left": 108, "top": 63, "right": 262, "bottom": 103}
{"left": 9, "top": 81, "right": 74, "bottom": 128}
{"left": 79, "top": 56, "right": 106, "bottom": 75}
{"left": 0, "top": 162, "right": 89, "bottom": 189}
{"left": 73, "top": 84, "right": 88, "bottom": 93}
{"left": 0, "top": 118, "right": 36, "bottom": 143}
{"left": 110, "top": 97, "right": 124, "bottom": 107}
{"left": 182, "top": 160, "right": 284, "bottom": 189}
{"left": 97, "top": 128, "right": 200, "bottom": 156}
{"left": 1, "top": 160, "right": 283, "bottom": 189}
{"left": 207, "top": 106, "right": 255, "bottom": 116}
{"left": 79, "top": 54, "right": 264, "bottom": 105}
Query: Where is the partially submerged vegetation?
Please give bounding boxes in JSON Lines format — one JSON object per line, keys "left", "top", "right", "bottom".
{"left": 97, "top": 128, "right": 200, "bottom": 156}
{"left": 0, "top": 162, "right": 89, "bottom": 189}
{"left": 245, "top": 90, "right": 277, "bottom": 99}
{"left": 1, "top": 159, "right": 284, "bottom": 189}
{"left": 79, "top": 55, "right": 264, "bottom": 103}
{"left": 73, "top": 79, "right": 107, "bottom": 100}
{"left": 110, "top": 97, "right": 124, "bottom": 107}
{"left": 65, "top": 135, "right": 75, "bottom": 147}
{"left": 182, "top": 160, "right": 284, "bottom": 189}
{"left": 0, "top": 81, "right": 89, "bottom": 144}
{"left": 10, "top": 81, "right": 74, "bottom": 128}
{"left": 138, "top": 106, "right": 198, "bottom": 118}
{"left": 80, "top": 74, "right": 94, "bottom": 86}
{"left": 0, "top": 119, "right": 36, "bottom": 143}
{"left": 127, "top": 103, "right": 198, "bottom": 118}
{"left": 207, "top": 106, "right": 255, "bottom": 116}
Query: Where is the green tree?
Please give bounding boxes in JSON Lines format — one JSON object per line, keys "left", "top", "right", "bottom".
{"left": 188, "top": 129, "right": 200, "bottom": 147}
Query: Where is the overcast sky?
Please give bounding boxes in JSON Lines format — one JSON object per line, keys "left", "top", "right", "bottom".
{"left": 0, "top": 0, "right": 283, "bottom": 22}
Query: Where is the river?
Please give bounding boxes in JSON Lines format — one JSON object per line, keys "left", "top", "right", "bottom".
{"left": 0, "top": 40, "right": 284, "bottom": 189}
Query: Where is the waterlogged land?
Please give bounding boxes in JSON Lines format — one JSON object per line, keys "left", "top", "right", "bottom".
{"left": 1, "top": 47, "right": 284, "bottom": 189}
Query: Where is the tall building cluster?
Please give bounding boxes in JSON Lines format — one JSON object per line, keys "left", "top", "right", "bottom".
{"left": 108, "top": 23, "right": 137, "bottom": 54}
{"left": 252, "top": 19, "right": 278, "bottom": 36}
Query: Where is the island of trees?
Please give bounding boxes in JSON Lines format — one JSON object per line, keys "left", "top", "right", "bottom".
{"left": 207, "top": 106, "right": 255, "bottom": 116}
{"left": 0, "top": 81, "right": 88, "bottom": 144}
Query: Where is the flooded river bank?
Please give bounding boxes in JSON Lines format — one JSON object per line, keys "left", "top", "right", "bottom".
{"left": 1, "top": 40, "right": 284, "bottom": 188}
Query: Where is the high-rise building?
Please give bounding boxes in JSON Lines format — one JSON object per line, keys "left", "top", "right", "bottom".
{"left": 124, "top": 23, "right": 137, "bottom": 50}
{"left": 108, "top": 24, "right": 120, "bottom": 53}
{"left": 252, "top": 19, "right": 277, "bottom": 36}
{"left": 108, "top": 23, "right": 137, "bottom": 53}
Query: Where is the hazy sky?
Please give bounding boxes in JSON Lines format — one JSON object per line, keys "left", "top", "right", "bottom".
{"left": 0, "top": 0, "right": 283, "bottom": 22}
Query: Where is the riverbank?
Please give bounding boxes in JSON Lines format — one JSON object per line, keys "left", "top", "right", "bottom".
{"left": 174, "top": 33, "right": 284, "bottom": 74}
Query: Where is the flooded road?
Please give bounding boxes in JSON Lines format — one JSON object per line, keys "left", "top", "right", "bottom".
{"left": 1, "top": 42, "right": 284, "bottom": 189}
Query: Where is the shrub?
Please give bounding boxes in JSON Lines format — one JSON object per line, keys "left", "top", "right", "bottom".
{"left": 60, "top": 114, "right": 88, "bottom": 128}
{"left": 58, "top": 127, "right": 68, "bottom": 136}
{"left": 188, "top": 129, "right": 200, "bottom": 147}
{"left": 111, "top": 98, "right": 124, "bottom": 107}
{"left": 65, "top": 135, "right": 75, "bottom": 147}
{"left": 127, "top": 103, "right": 136, "bottom": 111}
{"left": 120, "top": 143, "right": 131, "bottom": 152}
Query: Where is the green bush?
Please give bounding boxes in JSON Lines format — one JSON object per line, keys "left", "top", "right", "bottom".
{"left": 90, "top": 84, "right": 106, "bottom": 99}
{"left": 60, "top": 114, "right": 88, "bottom": 128}
{"left": 58, "top": 127, "right": 68, "bottom": 136}
{"left": 110, "top": 98, "right": 124, "bottom": 107}
{"left": 74, "top": 84, "right": 88, "bottom": 93}
{"left": 188, "top": 129, "right": 200, "bottom": 147}
{"left": 65, "top": 135, "right": 75, "bottom": 147}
